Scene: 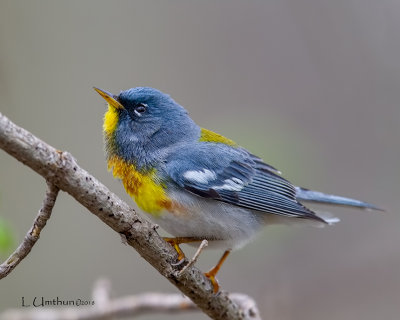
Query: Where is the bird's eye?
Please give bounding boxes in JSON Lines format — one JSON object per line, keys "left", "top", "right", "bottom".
{"left": 134, "top": 103, "right": 147, "bottom": 114}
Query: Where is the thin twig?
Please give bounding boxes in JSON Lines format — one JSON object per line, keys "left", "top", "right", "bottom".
{"left": 0, "top": 181, "right": 59, "bottom": 279}
{"left": 179, "top": 239, "right": 208, "bottom": 275}
{"left": 92, "top": 279, "right": 112, "bottom": 310}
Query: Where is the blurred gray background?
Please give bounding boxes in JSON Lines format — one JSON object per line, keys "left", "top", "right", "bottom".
{"left": 0, "top": 1, "right": 399, "bottom": 319}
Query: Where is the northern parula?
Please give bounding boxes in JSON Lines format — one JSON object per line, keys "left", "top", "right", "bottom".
{"left": 94, "top": 87, "right": 381, "bottom": 293}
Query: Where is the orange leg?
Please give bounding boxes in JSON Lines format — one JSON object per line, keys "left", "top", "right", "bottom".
{"left": 163, "top": 237, "right": 201, "bottom": 261}
{"left": 205, "top": 250, "right": 231, "bottom": 293}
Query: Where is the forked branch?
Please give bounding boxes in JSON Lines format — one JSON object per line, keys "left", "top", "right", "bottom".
{"left": 0, "top": 112, "right": 260, "bottom": 320}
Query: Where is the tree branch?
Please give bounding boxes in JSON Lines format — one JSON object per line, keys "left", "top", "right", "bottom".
{"left": 0, "top": 279, "right": 261, "bottom": 320}
{"left": 0, "top": 181, "right": 59, "bottom": 279}
{"left": 0, "top": 112, "right": 259, "bottom": 319}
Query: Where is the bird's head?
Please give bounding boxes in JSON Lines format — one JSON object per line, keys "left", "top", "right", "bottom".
{"left": 94, "top": 87, "right": 199, "bottom": 169}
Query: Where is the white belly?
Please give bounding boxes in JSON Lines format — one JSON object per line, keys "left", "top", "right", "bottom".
{"left": 146, "top": 189, "right": 266, "bottom": 250}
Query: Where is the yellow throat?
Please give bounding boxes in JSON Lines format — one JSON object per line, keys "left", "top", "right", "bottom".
{"left": 103, "top": 104, "right": 171, "bottom": 215}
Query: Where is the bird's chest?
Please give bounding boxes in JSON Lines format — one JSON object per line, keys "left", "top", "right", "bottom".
{"left": 107, "top": 156, "right": 172, "bottom": 215}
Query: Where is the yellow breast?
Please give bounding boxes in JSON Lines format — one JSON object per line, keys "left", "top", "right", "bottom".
{"left": 107, "top": 156, "right": 172, "bottom": 215}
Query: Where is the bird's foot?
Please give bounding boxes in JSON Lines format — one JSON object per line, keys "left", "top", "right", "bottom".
{"left": 204, "top": 250, "right": 231, "bottom": 294}
{"left": 163, "top": 237, "right": 186, "bottom": 261}
{"left": 204, "top": 269, "right": 220, "bottom": 294}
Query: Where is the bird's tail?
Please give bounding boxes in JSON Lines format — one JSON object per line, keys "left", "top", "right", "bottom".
{"left": 295, "top": 187, "right": 384, "bottom": 211}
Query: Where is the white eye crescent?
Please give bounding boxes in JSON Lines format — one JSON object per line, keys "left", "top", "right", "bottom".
{"left": 134, "top": 103, "right": 147, "bottom": 117}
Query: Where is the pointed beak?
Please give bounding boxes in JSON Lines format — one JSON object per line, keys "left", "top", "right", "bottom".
{"left": 93, "top": 87, "right": 124, "bottom": 110}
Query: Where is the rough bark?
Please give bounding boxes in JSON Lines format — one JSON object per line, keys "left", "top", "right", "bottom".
{"left": 0, "top": 112, "right": 260, "bottom": 320}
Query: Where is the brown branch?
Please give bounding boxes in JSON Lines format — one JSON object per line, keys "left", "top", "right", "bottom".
{"left": 0, "top": 112, "right": 259, "bottom": 320}
{"left": 0, "top": 181, "right": 59, "bottom": 279}
{"left": 0, "top": 279, "right": 261, "bottom": 320}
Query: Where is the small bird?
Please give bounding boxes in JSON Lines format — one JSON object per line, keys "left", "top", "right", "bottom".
{"left": 94, "top": 87, "right": 382, "bottom": 293}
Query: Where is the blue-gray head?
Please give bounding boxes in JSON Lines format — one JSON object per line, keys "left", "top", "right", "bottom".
{"left": 95, "top": 87, "right": 199, "bottom": 169}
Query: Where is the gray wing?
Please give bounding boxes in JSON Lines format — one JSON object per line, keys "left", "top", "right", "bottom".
{"left": 165, "top": 144, "right": 326, "bottom": 223}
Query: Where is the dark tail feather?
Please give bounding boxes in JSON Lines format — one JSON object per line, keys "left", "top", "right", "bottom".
{"left": 295, "top": 187, "right": 384, "bottom": 211}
